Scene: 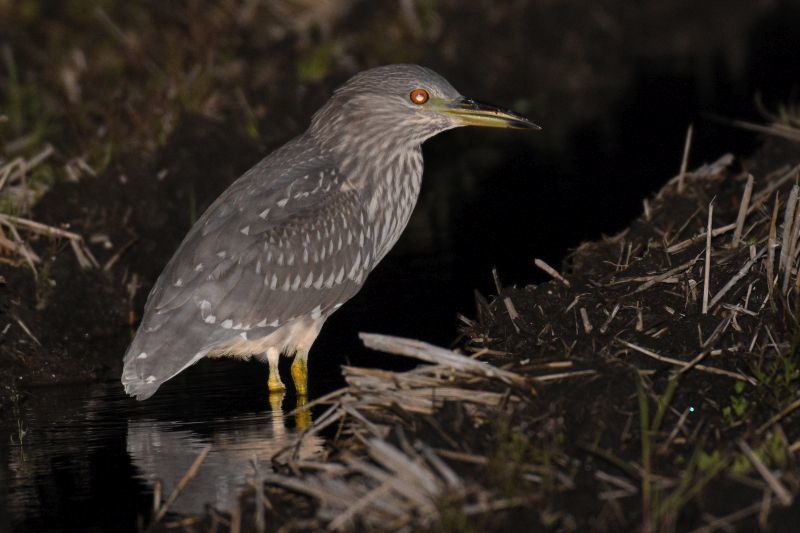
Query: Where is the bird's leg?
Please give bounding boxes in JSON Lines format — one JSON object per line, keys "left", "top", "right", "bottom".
{"left": 266, "top": 347, "right": 285, "bottom": 393}
{"left": 291, "top": 349, "right": 309, "bottom": 396}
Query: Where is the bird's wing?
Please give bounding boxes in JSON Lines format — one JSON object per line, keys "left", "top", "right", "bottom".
{"left": 122, "top": 138, "right": 375, "bottom": 399}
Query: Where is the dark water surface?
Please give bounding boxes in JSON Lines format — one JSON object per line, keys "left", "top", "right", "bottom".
{"left": 3, "top": 3, "right": 800, "bottom": 530}
{"left": 2, "top": 362, "right": 332, "bottom": 531}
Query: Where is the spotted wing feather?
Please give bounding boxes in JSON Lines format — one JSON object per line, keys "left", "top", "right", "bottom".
{"left": 122, "top": 137, "right": 374, "bottom": 399}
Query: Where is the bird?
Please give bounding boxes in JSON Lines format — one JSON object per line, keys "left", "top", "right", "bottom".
{"left": 121, "top": 64, "right": 539, "bottom": 400}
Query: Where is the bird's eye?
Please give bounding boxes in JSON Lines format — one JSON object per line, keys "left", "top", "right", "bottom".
{"left": 409, "top": 88, "right": 429, "bottom": 105}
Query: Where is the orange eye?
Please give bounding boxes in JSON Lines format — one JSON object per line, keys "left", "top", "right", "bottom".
{"left": 409, "top": 88, "right": 429, "bottom": 105}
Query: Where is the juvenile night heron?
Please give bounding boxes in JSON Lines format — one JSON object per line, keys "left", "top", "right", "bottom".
{"left": 122, "top": 64, "right": 539, "bottom": 400}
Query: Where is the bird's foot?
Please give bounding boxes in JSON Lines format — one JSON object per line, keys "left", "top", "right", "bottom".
{"left": 291, "top": 355, "right": 308, "bottom": 396}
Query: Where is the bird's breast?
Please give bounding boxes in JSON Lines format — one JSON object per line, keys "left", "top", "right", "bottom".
{"left": 363, "top": 148, "right": 424, "bottom": 263}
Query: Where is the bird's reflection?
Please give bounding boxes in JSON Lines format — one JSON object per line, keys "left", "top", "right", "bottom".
{"left": 127, "top": 392, "right": 321, "bottom": 514}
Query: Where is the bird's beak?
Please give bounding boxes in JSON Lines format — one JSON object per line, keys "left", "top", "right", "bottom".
{"left": 440, "top": 97, "right": 541, "bottom": 130}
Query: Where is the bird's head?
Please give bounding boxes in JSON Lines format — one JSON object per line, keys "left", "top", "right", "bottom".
{"left": 309, "top": 64, "right": 539, "bottom": 151}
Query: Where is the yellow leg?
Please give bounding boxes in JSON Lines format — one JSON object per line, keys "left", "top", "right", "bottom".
{"left": 266, "top": 348, "right": 285, "bottom": 393}
{"left": 291, "top": 350, "right": 309, "bottom": 396}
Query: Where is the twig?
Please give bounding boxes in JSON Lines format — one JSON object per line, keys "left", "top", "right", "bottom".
{"left": 666, "top": 223, "right": 737, "bottom": 254}
{"left": 748, "top": 165, "right": 800, "bottom": 215}
{"left": 534, "top": 258, "right": 571, "bottom": 287}
{"left": 530, "top": 369, "right": 596, "bottom": 382}
{"left": 618, "top": 340, "right": 756, "bottom": 384}
{"left": 780, "top": 185, "right": 799, "bottom": 279}
{"left": 629, "top": 255, "right": 701, "bottom": 293}
{"left": 677, "top": 124, "right": 694, "bottom": 193}
{"left": 756, "top": 396, "right": 800, "bottom": 435}
{"left": 579, "top": 307, "right": 593, "bottom": 334}
{"left": 14, "top": 317, "right": 41, "bottom": 346}
{"left": 599, "top": 304, "right": 620, "bottom": 334}
{"left": 767, "top": 194, "right": 780, "bottom": 306}
{"left": 784, "top": 189, "right": 800, "bottom": 293}
{"left": 722, "top": 118, "right": 800, "bottom": 143}
{"left": 359, "top": 333, "right": 527, "bottom": 387}
{"left": 702, "top": 202, "right": 714, "bottom": 314}
{"left": 503, "top": 296, "right": 521, "bottom": 333}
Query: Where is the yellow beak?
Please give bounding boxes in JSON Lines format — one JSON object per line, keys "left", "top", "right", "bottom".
{"left": 440, "top": 97, "right": 541, "bottom": 130}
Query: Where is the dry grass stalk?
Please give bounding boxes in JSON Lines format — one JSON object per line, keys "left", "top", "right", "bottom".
{"left": 263, "top": 332, "right": 543, "bottom": 528}
{"left": 0, "top": 143, "right": 98, "bottom": 272}
{"left": 748, "top": 165, "right": 800, "bottom": 216}
{"left": 756, "top": 396, "right": 800, "bottom": 435}
{"left": 618, "top": 340, "right": 756, "bottom": 384}
{"left": 1, "top": 221, "right": 40, "bottom": 273}
{"left": 785, "top": 192, "right": 800, "bottom": 294}
{"left": 342, "top": 370, "right": 513, "bottom": 415}
{"left": 14, "top": 317, "right": 42, "bottom": 346}
{"left": 702, "top": 202, "right": 714, "bottom": 314}
{"left": 779, "top": 185, "right": 799, "bottom": 291}
{"left": 629, "top": 255, "right": 701, "bottom": 293}
{"left": 503, "top": 296, "right": 521, "bottom": 333}
{"left": 0, "top": 144, "right": 54, "bottom": 192}
{"left": 267, "top": 436, "right": 456, "bottom": 530}
{"left": 708, "top": 246, "right": 765, "bottom": 309}
{"left": 731, "top": 174, "right": 754, "bottom": 248}
{"left": 579, "top": 307, "right": 593, "bottom": 334}
{"left": 660, "top": 153, "right": 733, "bottom": 203}
{"left": 723, "top": 118, "right": 800, "bottom": 143}
{"left": 530, "top": 369, "right": 596, "bottom": 382}
{"left": 0, "top": 213, "right": 98, "bottom": 270}
{"left": 691, "top": 502, "right": 762, "bottom": 533}
{"left": 677, "top": 124, "right": 694, "bottom": 193}
{"left": 534, "top": 258, "right": 571, "bottom": 287}
{"left": 766, "top": 194, "right": 780, "bottom": 305}
{"left": 359, "top": 333, "right": 527, "bottom": 387}
{"left": 666, "top": 223, "right": 737, "bottom": 254}
{"left": 599, "top": 303, "right": 620, "bottom": 334}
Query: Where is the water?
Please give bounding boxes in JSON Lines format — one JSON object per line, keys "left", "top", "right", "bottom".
{"left": 3, "top": 3, "right": 800, "bottom": 530}
{"left": 2, "top": 362, "right": 327, "bottom": 531}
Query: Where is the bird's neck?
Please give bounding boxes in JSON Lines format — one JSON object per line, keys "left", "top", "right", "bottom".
{"left": 360, "top": 144, "right": 424, "bottom": 262}
{"left": 320, "top": 135, "right": 424, "bottom": 262}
